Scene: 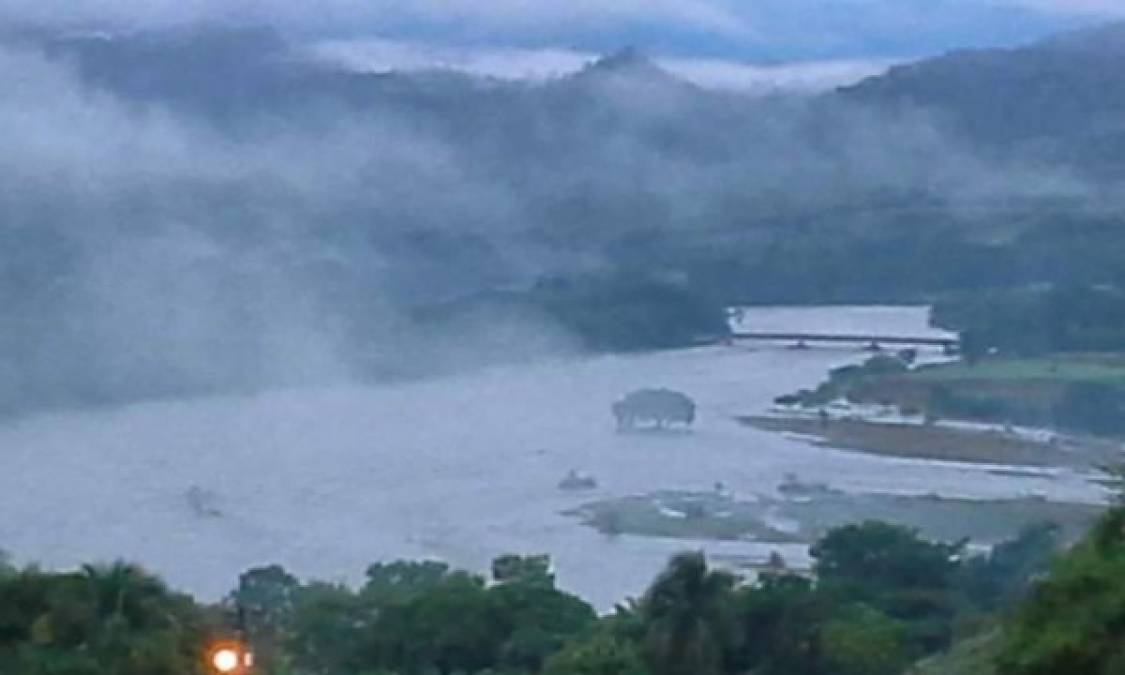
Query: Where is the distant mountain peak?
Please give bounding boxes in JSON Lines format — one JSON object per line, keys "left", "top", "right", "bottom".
{"left": 573, "top": 46, "right": 686, "bottom": 88}
{"left": 591, "top": 46, "right": 654, "bottom": 71}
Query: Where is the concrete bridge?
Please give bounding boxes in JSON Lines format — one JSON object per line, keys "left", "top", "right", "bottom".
{"left": 730, "top": 331, "right": 960, "bottom": 352}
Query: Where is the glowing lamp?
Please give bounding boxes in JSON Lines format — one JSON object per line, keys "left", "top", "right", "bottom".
{"left": 212, "top": 648, "right": 240, "bottom": 672}
{"left": 208, "top": 641, "right": 252, "bottom": 673}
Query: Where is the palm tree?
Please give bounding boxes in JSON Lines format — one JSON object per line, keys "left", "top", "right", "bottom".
{"left": 78, "top": 561, "right": 207, "bottom": 675}
{"left": 642, "top": 552, "right": 737, "bottom": 675}
{"left": 81, "top": 562, "right": 171, "bottom": 629}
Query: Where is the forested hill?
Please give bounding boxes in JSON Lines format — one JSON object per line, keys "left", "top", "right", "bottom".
{"left": 841, "top": 21, "right": 1125, "bottom": 176}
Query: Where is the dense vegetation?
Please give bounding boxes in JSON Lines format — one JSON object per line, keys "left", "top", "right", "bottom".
{"left": 928, "top": 284, "right": 1125, "bottom": 435}
{"left": 416, "top": 274, "right": 731, "bottom": 356}
{"left": 932, "top": 284, "right": 1125, "bottom": 360}
{"left": 0, "top": 516, "right": 1084, "bottom": 675}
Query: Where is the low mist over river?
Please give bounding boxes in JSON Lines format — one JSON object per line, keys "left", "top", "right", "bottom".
{"left": 0, "top": 306, "right": 1104, "bottom": 608}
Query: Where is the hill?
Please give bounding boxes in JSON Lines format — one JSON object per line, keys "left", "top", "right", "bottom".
{"left": 842, "top": 22, "right": 1125, "bottom": 176}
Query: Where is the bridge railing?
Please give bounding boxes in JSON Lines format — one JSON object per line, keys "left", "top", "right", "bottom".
{"left": 729, "top": 331, "right": 959, "bottom": 348}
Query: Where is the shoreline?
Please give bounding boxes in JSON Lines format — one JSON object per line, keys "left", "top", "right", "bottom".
{"left": 738, "top": 413, "right": 1121, "bottom": 470}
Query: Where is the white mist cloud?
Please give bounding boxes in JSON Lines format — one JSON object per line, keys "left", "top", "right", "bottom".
{"left": 661, "top": 56, "right": 894, "bottom": 93}
{"left": 0, "top": 27, "right": 1097, "bottom": 416}
{"left": 312, "top": 38, "right": 893, "bottom": 93}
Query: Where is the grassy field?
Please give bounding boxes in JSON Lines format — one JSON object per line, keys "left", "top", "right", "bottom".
{"left": 912, "top": 355, "right": 1125, "bottom": 384}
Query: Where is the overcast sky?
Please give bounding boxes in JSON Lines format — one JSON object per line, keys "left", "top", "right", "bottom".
{"left": 3, "top": 1, "right": 1123, "bottom": 87}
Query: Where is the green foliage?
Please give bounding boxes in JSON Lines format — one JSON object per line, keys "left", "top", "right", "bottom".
{"left": 233, "top": 564, "right": 298, "bottom": 621}
{"left": 285, "top": 556, "right": 595, "bottom": 675}
{"left": 641, "top": 552, "right": 737, "bottom": 675}
{"left": 491, "top": 554, "right": 554, "bottom": 588}
{"left": 778, "top": 355, "right": 910, "bottom": 408}
{"left": 0, "top": 521, "right": 1085, "bottom": 675}
{"left": 287, "top": 581, "right": 369, "bottom": 675}
{"left": 730, "top": 574, "right": 828, "bottom": 674}
{"left": 530, "top": 275, "right": 730, "bottom": 352}
{"left": 542, "top": 631, "right": 649, "bottom": 675}
{"left": 910, "top": 629, "right": 1001, "bottom": 675}
{"left": 821, "top": 604, "right": 910, "bottom": 675}
{"left": 362, "top": 560, "right": 454, "bottom": 603}
{"left": 813, "top": 521, "right": 963, "bottom": 653}
{"left": 933, "top": 284, "right": 1125, "bottom": 357}
{"left": 958, "top": 523, "right": 1059, "bottom": 611}
{"left": 490, "top": 577, "right": 599, "bottom": 671}
{"left": 995, "top": 508, "right": 1125, "bottom": 675}
{"left": 813, "top": 522, "right": 961, "bottom": 594}
{"left": 231, "top": 564, "right": 300, "bottom": 674}
{"left": 0, "top": 562, "right": 211, "bottom": 675}
{"left": 360, "top": 572, "right": 498, "bottom": 674}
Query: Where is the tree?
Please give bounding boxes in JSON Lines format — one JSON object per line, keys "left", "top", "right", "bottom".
{"left": 730, "top": 574, "right": 829, "bottom": 675}
{"left": 0, "top": 562, "right": 209, "bottom": 675}
{"left": 542, "top": 631, "right": 649, "bottom": 675}
{"left": 231, "top": 565, "right": 300, "bottom": 674}
{"left": 613, "top": 389, "right": 696, "bottom": 431}
{"left": 233, "top": 565, "right": 298, "bottom": 620}
{"left": 813, "top": 522, "right": 961, "bottom": 593}
{"left": 491, "top": 554, "right": 555, "bottom": 588}
{"left": 361, "top": 572, "right": 498, "bottom": 674}
{"left": 958, "top": 522, "right": 1060, "bottom": 611}
{"left": 490, "top": 574, "right": 597, "bottom": 672}
{"left": 288, "top": 582, "right": 369, "bottom": 675}
{"left": 995, "top": 508, "right": 1125, "bottom": 674}
{"left": 362, "top": 560, "right": 453, "bottom": 603}
{"left": 821, "top": 605, "right": 910, "bottom": 675}
{"left": 641, "top": 552, "right": 737, "bottom": 675}
{"left": 812, "top": 522, "right": 962, "bottom": 653}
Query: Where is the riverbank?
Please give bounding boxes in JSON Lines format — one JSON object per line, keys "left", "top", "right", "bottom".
{"left": 566, "top": 487, "right": 1104, "bottom": 547}
{"left": 739, "top": 414, "right": 1121, "bottom": 469}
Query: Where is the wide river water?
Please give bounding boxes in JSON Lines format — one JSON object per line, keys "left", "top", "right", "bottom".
{"left": 0, "top": 306, "right": 1105, "bottom": 609}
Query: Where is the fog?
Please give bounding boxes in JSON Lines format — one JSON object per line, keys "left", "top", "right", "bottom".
{"left": 310, "top": 37, "right": 894, "bottom": 92}
{"left": 0, "top": 26, "right": 1096, "bottom": 418}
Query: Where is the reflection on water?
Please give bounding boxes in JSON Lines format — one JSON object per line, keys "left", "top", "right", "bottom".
{"left": 0, "top": 306, "right": 1106, "bottom": 609}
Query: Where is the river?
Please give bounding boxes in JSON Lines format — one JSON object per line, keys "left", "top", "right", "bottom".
{"left": 0, "top": 306, "right": 1105, "bottom": 609}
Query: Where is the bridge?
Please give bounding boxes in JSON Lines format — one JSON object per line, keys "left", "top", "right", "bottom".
{"left": 730, "top": 331, "right": 960, "bottom": 351}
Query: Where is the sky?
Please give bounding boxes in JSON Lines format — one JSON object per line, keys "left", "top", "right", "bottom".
{"left": 3, "top": 1, "right": 1121, "bottom": 54}
{"left": 3, "top": 1, "right": 1123, "bottom": 89}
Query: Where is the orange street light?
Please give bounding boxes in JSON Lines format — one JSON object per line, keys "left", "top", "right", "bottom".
{"left": 208, "top": 640, "right": 254, "bottom": 674}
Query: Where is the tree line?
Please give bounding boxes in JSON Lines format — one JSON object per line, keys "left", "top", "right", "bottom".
{"left": 932, "top": 284, "right": 1125, "bottom": 359}
{"left": 6, "top": 510, "right": 1122, "bottom": 675}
